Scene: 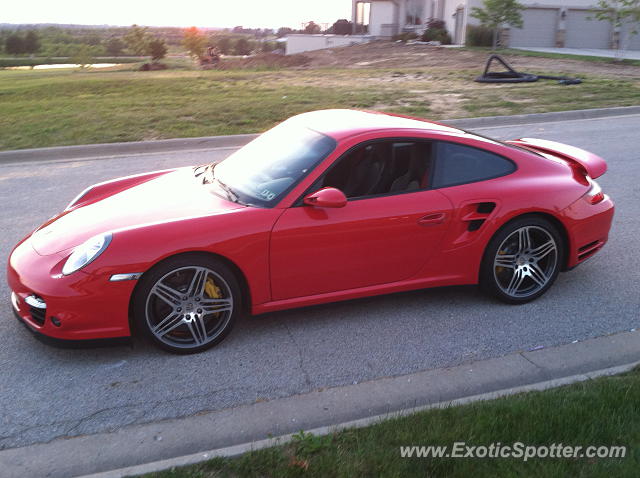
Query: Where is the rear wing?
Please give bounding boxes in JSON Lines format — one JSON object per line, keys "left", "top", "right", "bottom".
{"left": 506, "top": 138, "right": 607, "bottom": 179}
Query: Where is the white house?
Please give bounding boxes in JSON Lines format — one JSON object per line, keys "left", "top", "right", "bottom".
{"left": 351, "top": 0, "right": 640, "bottom": 50}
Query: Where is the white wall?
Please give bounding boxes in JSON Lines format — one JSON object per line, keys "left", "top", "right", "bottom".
{"left": 518, "top": 0, "right": 597, "bottom": 6}
{"left": 451, "top": 0, "right": 600, "bottom": 45}
{"left": 441, "top": 1, "right": 466, "bottom": 43}
{"left": 370, "top": 1, "right": 397, "bottom": 36}
{"left": 285, "top": 34, "right": 373, "bottom": 55}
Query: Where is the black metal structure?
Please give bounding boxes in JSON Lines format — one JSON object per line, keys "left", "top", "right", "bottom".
{"left": 475, "top": 54, "right": 582, "bottom": 85}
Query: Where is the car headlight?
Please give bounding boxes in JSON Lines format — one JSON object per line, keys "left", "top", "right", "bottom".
{"left": 62, "top": 233, "right": 112, "bottom": 276}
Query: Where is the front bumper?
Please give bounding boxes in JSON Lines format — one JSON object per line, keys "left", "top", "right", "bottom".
{"left": 7, "top": 235, "right": 136, "bottom": 342}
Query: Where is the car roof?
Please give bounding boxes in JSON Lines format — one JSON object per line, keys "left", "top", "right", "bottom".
{"left": 287, "top": 109, "right": 465, "bottom": 141}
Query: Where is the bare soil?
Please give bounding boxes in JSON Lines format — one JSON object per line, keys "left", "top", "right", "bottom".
{"left": 224, "top": 42, "right": 640, "bottom": 79}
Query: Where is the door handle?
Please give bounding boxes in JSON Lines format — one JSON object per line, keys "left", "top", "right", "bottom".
{"left": 418, "top": 213, "right": 447, "bottom": 226}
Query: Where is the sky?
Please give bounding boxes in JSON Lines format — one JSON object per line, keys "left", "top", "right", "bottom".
{"left": 3, "top": 0, "right": 353, "bottom": 29}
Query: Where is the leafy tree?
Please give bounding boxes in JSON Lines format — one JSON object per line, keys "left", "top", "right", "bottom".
{"left": 5, "top": 34, "right": 25, "bottom": 55}
{"left": 234, "top": 37, "right": 252, "bottom": 55}
{"left": 148, "top": 38, "right": 168, "bottom": 62}
{"left": 591, "top": 0, "right": 640, "bottom": 58}
{"left": 71, "top": 45, "right": 93, "bottom": 69}
{"left": 261, "top": 40, "right": 278, "bottom": 52}
{"left": 124, "top": 24, "right": 151, "bottom": 56}
{"left": 84, "top": 33, "right": 102, "bottom": 46}
{"left": 304, "top": 21, "right": 322, "bottom": 34}
{"left": 23, "top": 31, "right": 41, "bottom": 54}
{"left": 331, "top": 19, "right": 353, "bottom": 35}
{"left": 182, "top": 26, "right": 208, "bottom": 60}
{"left": 277, "top": 27, "right": 293, "bottom": 38}
{"left": 105, "top": 37, "right": 125, "bottom": 56}
{"left": 213, "top": 36, "right": 234, "bottom": 55}
{"left": 471, "top": 0, "right": 525, "bottom": 49}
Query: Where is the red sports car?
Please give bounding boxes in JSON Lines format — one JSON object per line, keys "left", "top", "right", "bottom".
{"left": 8, "top": 110, "right": 614, "bottom": 353}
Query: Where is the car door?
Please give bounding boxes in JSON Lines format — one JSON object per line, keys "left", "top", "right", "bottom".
{"left": 269, "top": 139, "right": 454, "bottom": 301}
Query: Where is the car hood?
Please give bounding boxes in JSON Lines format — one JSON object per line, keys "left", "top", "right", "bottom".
{"left": 31, "top": 167, "right": 244, "bottom": 255}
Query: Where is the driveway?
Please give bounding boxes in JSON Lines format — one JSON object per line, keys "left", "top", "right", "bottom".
{"left": 1, "top": 114, "right": 639, "bottom": 451}
{"left": 514, "top": 46, "right": 640, "bottom": 61}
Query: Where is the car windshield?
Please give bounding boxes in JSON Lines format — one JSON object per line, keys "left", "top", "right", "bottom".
{"left": 211, "top": 122, "right": 336, "bottom": 207}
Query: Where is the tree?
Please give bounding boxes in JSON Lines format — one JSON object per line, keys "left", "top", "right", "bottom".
{"left": 277, "top": 27, "right": 293, "bottom": 38}
{"left": 234, "top": 37, "right": 252, "bottom": 55}
{"left": 591, "top": 0, "right": 640, "bottom": 59}
{"left": 304, "top": 21, "right": 322, "bottom": 34}
{"left": 71, "top": 45, "right": 93, "bottom": 69}
{"left": 331, "top": 19, "right": 353, "bottom": 35}
{"left": 471, "top": 0, "right": 525, "bottom": 50}
{"left": 5, "top": 34, "right": 25, "bottom": 55}
{"left": 182, "top": 26, "right": 208, "bottom": 60}
{"left": 23, "top": 31, "right": 41, "bottom": 55}
{"left": 124, "top": 24, "right": 151, "bottom": 56}
{"left": 213, "top": 36, "right": 234, "bottom": 55}
{"left": 148, "top": 38, "right": 168, "bottom": 62}
{"left": 105, "top": 37, "right": 125, "bottom": 56}
{"left": 261, "top": 41, "right": 277, "bottom": 52}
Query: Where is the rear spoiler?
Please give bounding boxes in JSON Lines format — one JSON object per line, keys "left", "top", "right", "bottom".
{"left": 506, "top": 138, "right": 607, "bottom": 179}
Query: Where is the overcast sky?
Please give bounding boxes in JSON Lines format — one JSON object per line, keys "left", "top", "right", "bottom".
{"left": 4, "top": 0, "right": 353, "bottom": 29}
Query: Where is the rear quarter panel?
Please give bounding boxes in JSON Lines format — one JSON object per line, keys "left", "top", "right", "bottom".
{"left": 426, "top": 141, "right": 589, "bottom": 283}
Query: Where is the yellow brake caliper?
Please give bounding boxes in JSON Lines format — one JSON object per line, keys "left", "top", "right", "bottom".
{"left": 204, "top": 278, "right": 223, "bottom": 316}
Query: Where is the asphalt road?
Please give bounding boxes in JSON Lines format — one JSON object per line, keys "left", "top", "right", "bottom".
{"left": 1, "top": 115, "right": 638, "bottom": 450}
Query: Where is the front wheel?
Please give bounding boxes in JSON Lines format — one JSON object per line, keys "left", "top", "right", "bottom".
{"left": 133, "top": 254, "right": 240, "bottom": 354}
{"left": 480, "top": 217, "right": 563, "bottom": 304}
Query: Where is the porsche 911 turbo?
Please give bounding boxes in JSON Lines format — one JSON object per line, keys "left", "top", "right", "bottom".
{"left": 7, "top": 109, "right": 614, "bottom": 353}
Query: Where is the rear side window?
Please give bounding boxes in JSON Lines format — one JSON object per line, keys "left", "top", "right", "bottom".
{"left": 432, "top": 142, "right": 515, "bottom": 188}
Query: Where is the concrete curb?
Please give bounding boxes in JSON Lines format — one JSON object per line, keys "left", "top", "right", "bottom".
{"left": 445, "top": 105, "right": 640, "bottom": 129}
{"left": 1, "top": 106, "right": 639, "bottom": 164}
{"left": 0, "top": 134, "right": 259, "bottom": 164}
{"left": 80, "top": 360, "right": 640, "bottom": 478}
{"left": 1, "top": 329, "right": 638, "bottom": 478}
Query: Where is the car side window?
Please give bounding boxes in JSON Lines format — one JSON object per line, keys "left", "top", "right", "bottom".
{"left": 317, "top": 141, "right": 433, "bottom": 199}
{"left": 432, "top": 141, "right": 515, "bottom": 188}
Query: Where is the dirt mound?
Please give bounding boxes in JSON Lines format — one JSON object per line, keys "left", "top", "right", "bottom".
{"left": 218, "top": 52, "right": 311, "bottom": 70}
{"left": 301, "top": 41, "right": 640, "bottom": 79}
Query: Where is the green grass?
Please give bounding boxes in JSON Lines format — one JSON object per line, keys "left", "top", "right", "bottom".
{"left": 462, "top": 46, "right": 640, "bottom": 66}
{"left": 143, "top": 368, "right": 640, "bottom": 477}
{"left": 0, "top": 66, "right": 638, "bottom": 150}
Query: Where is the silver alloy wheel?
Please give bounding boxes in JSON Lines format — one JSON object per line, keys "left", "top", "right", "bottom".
{"left": 493, "top": 226, "right": 558, "bottom": 299}
{"left": 145, "top": 266, "right": 233, "bottom": 349}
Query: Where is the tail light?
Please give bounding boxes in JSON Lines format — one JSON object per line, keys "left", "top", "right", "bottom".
{"left": 585, "top": 178, "right": 604, "bottom": 205}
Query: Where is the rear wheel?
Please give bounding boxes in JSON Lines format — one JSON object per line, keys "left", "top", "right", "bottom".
{"left": 133, "top": 255, "right": 240, "bottom": 354}
{"left": 480, "top": 217, "right": 563, "bottom": 304}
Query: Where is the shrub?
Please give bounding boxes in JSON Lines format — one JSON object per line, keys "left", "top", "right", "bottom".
{"left": 420, "top": 18, "right": 452, "bottom": 44}
{"left": 392, "top": 32, "right": 419, "bottom": 42}
{"left": 466, "top": 25, "right": 494, "bottom": 47}
{"left": 426, "top": 19, "right": 447, "bottom": 31}
{"left": 420, "top": 28, "right": 451, "bottom": 44}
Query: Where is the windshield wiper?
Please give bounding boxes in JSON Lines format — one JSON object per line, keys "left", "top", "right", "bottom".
{"left": 215, "top": 178, "right": 241, "bottom": 204}
{"left": 194, "top": 163, "right": 218, "bottom": 184}
{"left": 198, "top": 163, "right": 245, "bottom": 205}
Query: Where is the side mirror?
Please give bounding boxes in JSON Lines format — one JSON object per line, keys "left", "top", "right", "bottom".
{"left": 303, "top": 187, "right": 347, "bottom": 208}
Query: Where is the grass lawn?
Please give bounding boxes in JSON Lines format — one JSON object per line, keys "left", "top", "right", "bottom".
{"left": 0, "top": 66, "right": 639, "bottom": 151}
{"left": 143, "top": 368, "right": 640, "bottom": 477}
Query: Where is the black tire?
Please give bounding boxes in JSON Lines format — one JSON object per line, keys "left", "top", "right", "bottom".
{"left": 133, "top": 254, "right": 241, "bottom": 354}
{"left": 480, "top": 216, "right": 564, "bottom": 304}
